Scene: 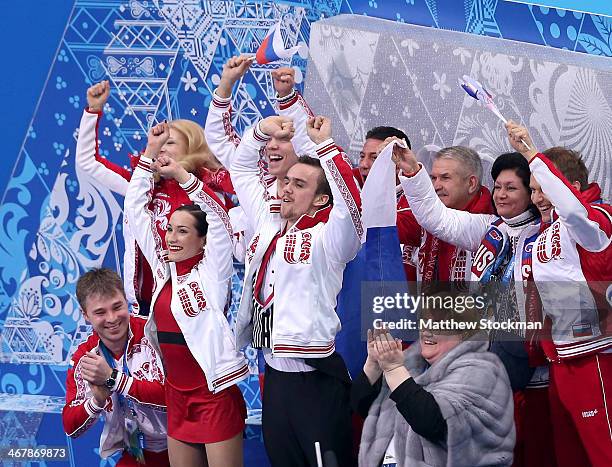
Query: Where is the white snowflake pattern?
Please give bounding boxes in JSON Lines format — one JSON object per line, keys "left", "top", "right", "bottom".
{"left": 433, "top": 72, "right": 451, "bottom": 99}
{"left": 181, "top": 71, "right": 198, "bottom": 92}
{"left": 190, "top": 108, "right": 197, "bottom": 116}
{"left": 400, "top": 39, "right": 420, "bottom": 57}
{"left": 453, "top": 47, "right": 472, "bottom": 65}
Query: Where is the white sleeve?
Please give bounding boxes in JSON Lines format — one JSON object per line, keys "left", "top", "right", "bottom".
{"left": 123, "top": 157, "right": 165, "bottom": 272}
{"left": 204, "top": 90, "right": 241, "bottom": 169}
{"left": 179, "top": 174, "right": 234, "bottom": 282}
{"left": 317, "top": 139, "right": 364, "bottom": 264}
{"left": 277, "top": 90, "right": 318, "bottom": 157}
{"left": 530, "top": 154, "right": 612, "bottom": 252}
{"left": 399, "top": 166, "right": 494, "bottom": 252}
{"left": 75, "top": 109, "right": 130, "bottom": 195}
{"left": 229, "top": 123, "right": 272, "bottom": 234}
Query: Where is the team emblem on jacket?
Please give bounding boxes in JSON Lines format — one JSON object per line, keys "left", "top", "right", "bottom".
{"left": 283, "top": 232, "right": 312, "bottom": 264}
{"left": 472, "top": 225, "right": 504, "bottom": 278}
{"left": 177, "top": 282, "right": 207, "bottom": 317}
{"left": 151, "top": 197, "right": 171, "bottom": 232}
{"left": 247, "top": 234, "right": 259, "bottom": 263}
{"left": 536, "top": 222, "right": 562, "bottom": 263}
{"left": 488, "top": 229, "right": 503, "bottom": 241}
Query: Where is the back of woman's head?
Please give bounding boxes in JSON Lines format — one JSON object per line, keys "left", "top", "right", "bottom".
{"left": 175, "top": 204, "right": 208, "bottom": 237}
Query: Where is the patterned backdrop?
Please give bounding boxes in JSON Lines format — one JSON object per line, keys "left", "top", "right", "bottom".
{"left": 0, "top": 1, "right": 610, "bottom": 466}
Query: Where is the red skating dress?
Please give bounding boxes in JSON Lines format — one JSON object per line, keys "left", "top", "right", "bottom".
{"left": 154, "top": 253, "right": 246, "bottom": 443}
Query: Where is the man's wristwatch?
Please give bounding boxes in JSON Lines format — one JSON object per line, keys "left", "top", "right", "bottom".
{"left": 105, "top": 369, "right": 118, "bottom": 390}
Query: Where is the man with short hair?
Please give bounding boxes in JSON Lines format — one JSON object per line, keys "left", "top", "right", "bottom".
{"left": 396, "top": 145, "right": 493, "bottom": 283}
{"left": 205, "top": 56, "right": 315, "bottom": 261}
{"left": 358, "top": 126, "right": 411, "bottom": 183}
{"left": 205, "top": 56, "right": 315, "bottom": 200}
{"left": 230, "top": 114, "right": 362, "bottom": 467}
{"left": 507, "top": 122, "right": 612, "bottom": 467}
{"left": 62, "top": 268, "right": 168, "bottom": 467}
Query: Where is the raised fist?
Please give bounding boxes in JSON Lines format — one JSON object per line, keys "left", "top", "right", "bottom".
{"left": 152, "top": 155, "right": 189, "bottom": 183}
{"left": 145, "top": 121, "right": 170, "bottom": 157}
{"left": 260, "top": 115, "right": 295, "bottom": 141}
{"left": 306, "top": 116, "right": 332, "bottom": 145}
{"left": 217, "top": 55, "right": 254, "bottom": 99}
{"left": 87, "top": 80, "right": 110, "bottom": 112}
{"left": 272, "top": 67, "right": 295, "bottom": 98}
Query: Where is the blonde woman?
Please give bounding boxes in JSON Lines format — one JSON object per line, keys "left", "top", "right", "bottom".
{"left": 75, "top": 80, "right": 232, "bottom": 314}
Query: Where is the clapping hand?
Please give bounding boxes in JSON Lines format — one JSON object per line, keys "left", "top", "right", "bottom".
{"left": 373, "top": 332, "right": 405, "bottom": 373}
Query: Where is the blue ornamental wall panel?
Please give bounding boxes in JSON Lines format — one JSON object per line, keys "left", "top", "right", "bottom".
{"left": 0, "top": 1, "right": 610, "bottom": 466}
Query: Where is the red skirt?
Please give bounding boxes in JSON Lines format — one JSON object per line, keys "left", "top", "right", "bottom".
{"left": 165, "top": 381, "right": 246, "bottom": 444}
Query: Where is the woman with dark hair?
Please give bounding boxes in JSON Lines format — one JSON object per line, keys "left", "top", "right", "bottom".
{"left": 392, "top": 147, "right": 541, "bottom": 375}
{"left": 125, "top": 121, "right": 248, "bottom": 467}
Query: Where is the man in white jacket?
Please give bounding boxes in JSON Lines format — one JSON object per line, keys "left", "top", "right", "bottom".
{"left": 230, "top": 114, "right": 362, "bottom": 467}
{"left": 205, "top": 56, "right": 317, "bottom": 260}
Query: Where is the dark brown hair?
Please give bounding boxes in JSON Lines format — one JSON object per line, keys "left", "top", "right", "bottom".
{"left": 542, "top": 146, "right": 588, "bottom": 190}
{"left": 76, "top": 268, "right": 125, "bottom": 312}
{"left": 296, "top": 155, "right": 333, "bottom": 208}
{"left": 174, "top": 204, "right": 208, "bottom": 237}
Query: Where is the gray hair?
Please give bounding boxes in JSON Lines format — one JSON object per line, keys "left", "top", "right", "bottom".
{"left": 433, "top": 146, "right": 483, "bottom": 186}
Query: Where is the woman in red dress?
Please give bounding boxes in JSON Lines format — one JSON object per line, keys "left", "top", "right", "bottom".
{"left": 125, "top": 121, "right": 249, "bottom": 467}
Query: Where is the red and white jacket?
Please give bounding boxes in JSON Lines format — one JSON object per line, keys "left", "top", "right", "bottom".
{"left": 75, "top": 109, "right": 233, "bottom": 312}
{"left": 529, "top": 154, "right": 612, "bottom": 359}
{"left": 124, "top": 157, "right": 249, "bottom": 392}
{"left": 62, "top": 316, "right": 167, "bottom": 458}
{"left": 400, "top": 166, "right": 549, "bottom": 387}
{"left": 204, "top": 88, "right": 317, "bottom": 259}
{"left": 230, "top": 124, "right": 363, "bottom": 358}
{"left": 397, "top": 185, "right": 493, "bottom": 283}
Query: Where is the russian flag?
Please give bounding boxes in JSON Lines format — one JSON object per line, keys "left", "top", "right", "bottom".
{"left": 335, "top": 141, "right": 413, "bottom": 378}
{"left": 255, "top": 21, "right": 300, "bottom": 65}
